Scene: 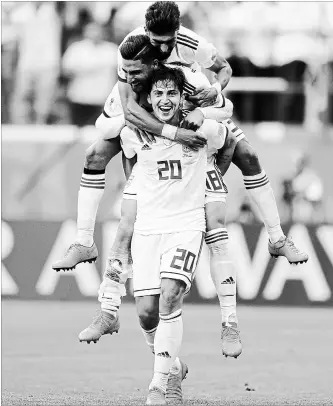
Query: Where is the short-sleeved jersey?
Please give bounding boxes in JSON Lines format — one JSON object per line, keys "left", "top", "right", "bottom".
{"left": 102, "top": 64, "right": 226, "bottom": 119}
{"left": 120, "top": 119, "right": 226, "bottom": 235}
{"left": 117, "top": 25, "right": 217, "bottom": 82}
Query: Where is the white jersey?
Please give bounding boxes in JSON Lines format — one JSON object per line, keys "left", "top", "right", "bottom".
{"left": 117, "top": 25, "right": 218, "bottom": 83}
{"left": 120, "top": 119, "right": 226, "bottom": 235}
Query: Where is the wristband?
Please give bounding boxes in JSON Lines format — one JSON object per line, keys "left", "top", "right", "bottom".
{"left": 161, "top": 124, "right": 177, "bottom": 140}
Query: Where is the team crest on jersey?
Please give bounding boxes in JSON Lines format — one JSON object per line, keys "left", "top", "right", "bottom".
{"left": 182, "top": 145, "right": 194, "bottom": 158}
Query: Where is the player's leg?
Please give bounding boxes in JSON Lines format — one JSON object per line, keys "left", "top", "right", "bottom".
{"left": 225, "top": 119, "right": 308, "bottom": 264}
{"left": 52, "top": 115, "right": 126, "bottom": 271}
{"left": 136, "top": 295, "right": 160, "bottom": 353}
{"left": 78, "top": 196, "right": 137, "bottom": 343}
{"left": 135, "top": 293, "right": 185, "bottom": 404}
{"left": 205, "top": 198, "right": 242, "bottom": 358}
{"left": 146, "top": 231, "right": 202, "bottom": 404}
{"left": 52, "top": 136, "right": 121, "bottom": 271}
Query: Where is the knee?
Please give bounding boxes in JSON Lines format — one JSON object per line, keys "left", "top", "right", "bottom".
{"left": 85, "top": 143, "right": 108, "bottom": 169}
{"left": 137, "top": 302, "right": 159, "bottom": 330}
{"left": 206, "top": 215, "right": 225, "bottom": 232}
{"left": 234, "top": 140, "right": 261, "bottom": 175}
{"left": 205, "top": 202, "right": 227, "bottom": 232}
{"left": 160, "top": 279, "right": 186, "bottom": 314}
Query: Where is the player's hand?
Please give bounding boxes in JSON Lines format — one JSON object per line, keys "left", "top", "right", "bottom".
{"left": 186, "top": 85, "right": 218, "bottom": 107}
{"left": 175, "top": 128, "right": 207, "bottom": 151}
{"left": 139, "top": 129, "right": 156, "bottom": 144}
{"left": 133, "top": 128, "right": 156, "bottom": 144}
{"left": 181, "top": 109, "right": 205, "bottom": 131}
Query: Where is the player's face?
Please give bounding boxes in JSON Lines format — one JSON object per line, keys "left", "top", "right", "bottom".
{"left": 145, "top": 30, "right": 177, "bottom": 60}
{"left": 148, "top": 80, "right": 182, "bottom": 122}
{"left": 122, "top": 59, "right": 152, "bottom": 93}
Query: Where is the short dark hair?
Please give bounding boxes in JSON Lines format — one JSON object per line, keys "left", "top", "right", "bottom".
{"left": 148, "top": 65, "right": 185, "bottom": 94}
{"left": 120, "top": 35, "right": 158, "bottom": 63}
{"left": 145, "top": 1, "right": 180, "bottom": 35}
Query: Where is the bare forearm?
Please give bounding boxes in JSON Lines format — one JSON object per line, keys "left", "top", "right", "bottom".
{"left": 214, "top": 64, "right": 232, "bottom": 91}
{"left": 209, "top": 56, "right": 233, "bottom": 91}
{"left": 215, "top": 137, "right": 237, "bottom": 176}
{"left": 125, "top": 100, "right": 164, "bottom": 135}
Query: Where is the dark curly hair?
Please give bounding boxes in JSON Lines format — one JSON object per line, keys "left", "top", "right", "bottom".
{"left": 148, "top": 64, "right": 185, "bottom": 95}
{"left": 145, "top": 1, "right": 180, "bottom": 35}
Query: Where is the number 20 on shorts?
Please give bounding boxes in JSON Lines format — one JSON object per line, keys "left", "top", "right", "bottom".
{"left": 170, "top": 248, "right": 196, "bottom": 273}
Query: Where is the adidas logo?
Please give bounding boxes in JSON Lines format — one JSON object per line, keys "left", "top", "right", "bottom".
{"left": 156, "top": 351, "right": 171, "bottom": 358}
{"left": 141, "top": 144, "right": 151, "bottom": 150}
{"left": 221, "top": 277, "right": 235, "bottom": 284}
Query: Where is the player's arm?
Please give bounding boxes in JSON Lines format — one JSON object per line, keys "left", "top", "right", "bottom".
{"left": 208, "top": 54, "right": 232, "bottom": 92}
{"left": 118, "top": 80, "right": 207, "bottom": 150}
{"left": 215, "top": 128, "right": 238, "bottom": 176}
{"left": 185, "top": 33, "right": 232, "bottom": 107}
{"left": 182, "top": 94, "right": 233, "bottom": 131}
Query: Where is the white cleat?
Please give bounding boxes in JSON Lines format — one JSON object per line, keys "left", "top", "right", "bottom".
{"left": 166, "top": 360, "right": 188, "bottom": 404}
{"left": 52, "top": 242, "right": 98, "bottom": 271}
{"left": 221, "top": 314, "right": 242, "bottom": 359}
{"left": 268, "top": 236, "right": 309, "bottom": 265}
{"left": 78, "top": 310, "right": 119, "bottom": 344}
{"left": 146, "top": 387, "right": 166, "bottom": 405}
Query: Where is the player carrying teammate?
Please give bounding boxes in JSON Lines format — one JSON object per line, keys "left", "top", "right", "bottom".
{"left": 121, "top": 64, "right": 226, "bottom": 405}
{"left": 72, "top": 34, "right": 241, "bottom": 362}
{"left": 53, "top": 1, "right": 307, "bottom": 278}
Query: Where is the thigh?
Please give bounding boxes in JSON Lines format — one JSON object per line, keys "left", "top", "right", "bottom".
{"left": 87, "top": 135, "right": 122, "bottom": 165}
{"left": 135, "top": 295, "right": 160, "bottom": 318}
{"left": 160, "top": 231, "right": 204, "bottom": 294}
{"left": 132, "top": 233, "right": 161, "bottom": 297}
{"left": 233, "top": 137, "right": 262, "bottom": 175}
{"left": 205, "top": 200, "right": 227, "bottom": 232}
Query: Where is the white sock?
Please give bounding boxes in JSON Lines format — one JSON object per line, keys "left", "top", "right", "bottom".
{"left": 141, "top": 326, "right": 181, "bottom": 375}
{"left": 243, "top": 171, "right": 284, "bottom": 244}
{"left": 141, "top": 326, "right": 158, "bottom": 354}
{"left": 206, "top": 228, "right": 237, "bottom": 324}
{"left": 76, "top": 168, "right": 105, "bottom": 246}
{"left": 151, "top": 310, "right": 183, "bottom": 393}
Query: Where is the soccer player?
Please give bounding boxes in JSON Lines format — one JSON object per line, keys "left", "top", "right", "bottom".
{"left": 71, "top": 35, "right": 241, "bottom": 361}
{"left": 53, "top": 1, "right": 307, "bottom": 277}
{"left": 121, "top": 64, "right": 227, "bottom": 405}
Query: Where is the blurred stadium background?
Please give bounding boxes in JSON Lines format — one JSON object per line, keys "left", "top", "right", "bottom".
{"left": 2, "top": 2, "right": 333, "bottom": 405}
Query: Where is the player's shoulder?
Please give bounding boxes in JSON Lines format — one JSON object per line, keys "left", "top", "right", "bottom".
{"left": 177, "top": 26, "right": 201, "bottom": 50}
{"left": 200, "top": 119, "right": 219, "bottom": 134}
{"left": 120, "top": 126, "right": 137, "bottom": 140}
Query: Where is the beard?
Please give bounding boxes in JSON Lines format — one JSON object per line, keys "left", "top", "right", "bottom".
{"left": 159, "top": 48, "right": 173, "bottom": 61}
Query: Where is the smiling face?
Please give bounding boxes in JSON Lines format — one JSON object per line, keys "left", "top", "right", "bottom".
{"left": 145, "top": 30, "right": 178, "bottom": 60}
{"left": 122, "top": 59, "right": 153, "bottom": 93}
{"left": 147, "top": 79, "right": 182, "bottom": 123}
